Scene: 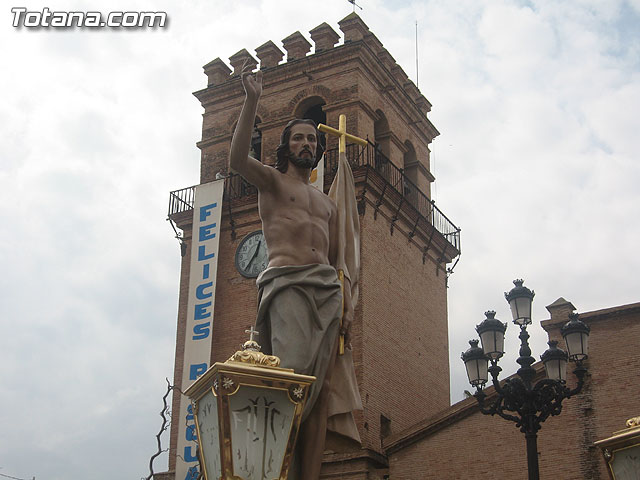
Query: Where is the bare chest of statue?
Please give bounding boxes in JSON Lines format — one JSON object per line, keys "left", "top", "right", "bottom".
{"left": 258, "top": 173, "right": 335, "bottom": 268}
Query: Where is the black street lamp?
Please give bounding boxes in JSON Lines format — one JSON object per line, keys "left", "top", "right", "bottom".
{"left": 461, "top": 279, "right": 590, "bottom": 480}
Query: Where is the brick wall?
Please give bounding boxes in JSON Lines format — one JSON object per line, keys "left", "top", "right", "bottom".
{"left": 210, "top": 210, "right": 263, "bottom": 364}
{"left": 359, "top": 203, "right": 450, "bottom": 453}
{"left": 167, "top": 222, "right": 191, "bottom": 473}
{"left": 544, "top": 302, "right": 640, "bottom": 479}
{"left": 385, "top": 302, "right": 640, "bottom": 479}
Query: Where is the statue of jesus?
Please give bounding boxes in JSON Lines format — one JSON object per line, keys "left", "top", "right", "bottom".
{"left": 229, "top": 61, "right": 358, "bottom": 479}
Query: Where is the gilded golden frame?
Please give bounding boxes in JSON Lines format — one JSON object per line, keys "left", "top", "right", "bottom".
{"left": 187, "top": 355, "right": 315, "bottom": 480}
{"left": 594, "top": 416, "right": 640, "bottom": 479}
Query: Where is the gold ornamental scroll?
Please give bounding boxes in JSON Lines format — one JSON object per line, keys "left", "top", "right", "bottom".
{"left": 319, "top": 114, "right": 366, "bottom": 355}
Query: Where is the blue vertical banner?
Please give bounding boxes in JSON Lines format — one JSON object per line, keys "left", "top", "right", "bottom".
{"left": 176, "top": 180, "right": 224, "bottom": 480}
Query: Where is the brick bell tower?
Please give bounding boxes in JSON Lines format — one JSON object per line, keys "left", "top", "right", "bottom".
{"left": 165, "top": 13, "right": 460, "bottom": 479}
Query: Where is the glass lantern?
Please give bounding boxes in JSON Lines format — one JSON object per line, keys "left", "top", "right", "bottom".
{"left": 595, "top": 416, "right": 640, "bottom": 480}
{"left": 461, "top": 339, "right": 488, "bottom": 388}
{"left": 476, "top": 311, "right": 507, "bottom": 361}
{"left": 540, "top": 340, "right": 568, "bottom": 382}
{"left": 184, "top": 336, "right": 315, "bottom": 480}
{"left": 504, "top": 279, "right": 535, "bottom": 326}
{"left": 561, "top": 312, "right": 590, "bottom": 362}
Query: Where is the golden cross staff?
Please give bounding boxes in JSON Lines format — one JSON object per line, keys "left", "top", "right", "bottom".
{"left": 318, "top": 114, "right": 367, "bottom": 354}
{"left": 318, "top": 114, "right": 367, "bottom": 153}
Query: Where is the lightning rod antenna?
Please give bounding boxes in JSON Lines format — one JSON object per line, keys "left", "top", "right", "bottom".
{"left": 415, "top": 20, "right": 419, "bottom": 88}
{"left": 348, "top": 0, "right": 363, "bottom": 12}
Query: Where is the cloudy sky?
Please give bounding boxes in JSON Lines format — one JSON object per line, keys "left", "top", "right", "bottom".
{"left": 1, "top": 0, "right": 638, "bottom": 479}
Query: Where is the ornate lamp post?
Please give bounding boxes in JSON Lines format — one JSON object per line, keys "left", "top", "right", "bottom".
{"left": 461, "top": 280, "right": 591, "bottom": 480}
{"left": 184, "top": 329, "right": 315, "bottom": 480}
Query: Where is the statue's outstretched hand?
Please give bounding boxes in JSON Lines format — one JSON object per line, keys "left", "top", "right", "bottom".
{"left": 241, "top": 59, "right": 263, "bottom": 101}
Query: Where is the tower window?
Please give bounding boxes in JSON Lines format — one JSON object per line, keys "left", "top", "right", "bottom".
{"left": 302, "top": 102, "right": 326, "bottom": 152}
{"left": 295, "top": 96, "right": 327, "bottom": 151}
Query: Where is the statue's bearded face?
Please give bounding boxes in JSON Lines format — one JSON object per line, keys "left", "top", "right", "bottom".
{"left": 288, "top": 123, "right": 317, "bottom": 169}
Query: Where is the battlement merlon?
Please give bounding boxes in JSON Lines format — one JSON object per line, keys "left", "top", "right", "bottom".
{"left": 194, "top": 13, "right": 437, "bottom": 128}
{"left": 193, "top": 12, "right": 440, "bottom": 195}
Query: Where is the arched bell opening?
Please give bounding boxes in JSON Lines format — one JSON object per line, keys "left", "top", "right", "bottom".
{"left": 294, "top": 96, "right": 327, "bottom": 151}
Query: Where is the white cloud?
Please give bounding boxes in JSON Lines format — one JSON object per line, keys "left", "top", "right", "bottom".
{"left": 1, "top": 2, "right": 639, "bottom": 478}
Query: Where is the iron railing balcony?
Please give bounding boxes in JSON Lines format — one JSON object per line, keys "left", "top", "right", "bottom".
{"left": 168, "top": 142, "right": 460, "bottom": 253}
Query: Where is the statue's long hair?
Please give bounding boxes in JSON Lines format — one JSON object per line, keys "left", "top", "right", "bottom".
{"left": 275, "top": 119, "right": 324, "bottom": 173}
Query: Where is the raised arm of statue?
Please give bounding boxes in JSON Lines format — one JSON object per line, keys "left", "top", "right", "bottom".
{"left": 229, "top": 60, "right": 273, "bottom": 190}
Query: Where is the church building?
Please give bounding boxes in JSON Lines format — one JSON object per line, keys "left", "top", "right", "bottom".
{"left": 159, "top": 13, "right": 639, "bottom": 480}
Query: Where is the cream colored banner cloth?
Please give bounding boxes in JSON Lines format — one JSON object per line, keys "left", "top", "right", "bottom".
{"left": 326, "top": 149, "right": 363, "bottom": 445}
{"left": 328, "top": 151, "right": 360, "bottom": 305}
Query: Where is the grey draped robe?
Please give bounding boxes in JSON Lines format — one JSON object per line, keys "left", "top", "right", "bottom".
{"left": 255, "top": 263, "right": 362, "bottom": 444}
